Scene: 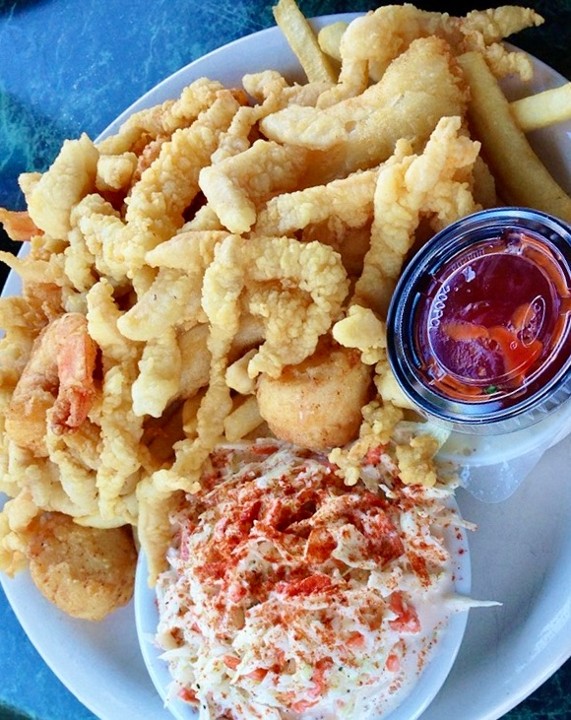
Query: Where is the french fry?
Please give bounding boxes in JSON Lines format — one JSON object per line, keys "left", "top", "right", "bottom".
{"left": 272, "top": 0, "right": 337, "bottom": 84}
{"left": 223, "top": 395, "right": 263, "bottom": 442}
{"left": 459, "top": 51, "right": 571, "bottom": 222}
{"left": 510, "top": 82, "right": 571, "bottom": 132}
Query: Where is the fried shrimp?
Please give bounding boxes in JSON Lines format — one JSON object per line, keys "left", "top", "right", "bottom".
{"left": 25, "top": 512, "right": 137, "bottom": 621}
{"left": 5, "top": 313, "right": 98, "bottom": 456}
{"left": 0, "top": 209, "right": 40, "bottom": 241}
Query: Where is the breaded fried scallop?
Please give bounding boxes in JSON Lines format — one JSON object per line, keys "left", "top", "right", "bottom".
{"left": 25, "top": 512, "right": 137, "bottom": 621}
{"left": 257, "top": 340, "right": 373, "bottom": 450}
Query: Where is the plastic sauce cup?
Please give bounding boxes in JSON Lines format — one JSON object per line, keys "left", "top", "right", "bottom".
{"left": 387, "top": 207, "right": 571, "bottom": 434}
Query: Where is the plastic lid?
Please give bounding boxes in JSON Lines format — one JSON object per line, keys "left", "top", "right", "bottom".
{"left": 387, "top": 208, "right": 571, "bottom": 435}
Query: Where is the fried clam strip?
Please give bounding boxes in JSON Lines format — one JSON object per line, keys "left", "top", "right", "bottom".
{"left": 317, "top": 4, "right": 543, "bottom": 106}
{"left": 0, "top": 449, "right": 83, "bottom": 519}
{"left": 86, "top": 279, "right": 138, "bottom": 365}
{"left": 254, "top": 168, "right": 377, "bottom": 237}
{"left": 210, "top": 71, "right": 329, "bottom": 164}
{"left": 44, "top": 419, "right": 102, "bottom": 517}
{"left": 243, "top": 70, "right": 331, "bottom": 111}
{"left": 146, "top": 237, "right": 243, "bottom": 499}
{"left": 95, "top": 152, "right": 138, "bottom": 194}
{"left": 0, "top": 489, "right": 39, "bottom": 575}
{"left": 19, "top": 134, "right": 99, "bottom": 241}
{"left": 131, "top": 327, "right": 181, "bottom": 419}
{"left": 96, "top": 77, "right": 230, "bottom": 156}
{"left": 94, "top": 79, "right": 235, "bottom": 194}
{"left": 121, "top": 89, "right": 245, "bottom": 273}
{"left": 84, "top": 280, "right": 148, "bottom": 522}
{"left": 200, "top": 140, "right": 311, "bottom": 234}
{"left": 95, "top": 359, "right": 145, "bottom": 522}
{"left": 458, "top": 5, "right": 544, "bottom": 79}
{"left": 242, "top": 236, "right": 350, "bottom": 378}
{"left": 332, "top": 306, "right": 417, "bottom": 415}
{"left": 0, "top": 297, "right": 45, "bottom": 394}
{"left": 332, "top": 304, "right": 387, "bottom": 366}
{"left": 137, "top": 479, "right": 186, "bottom": 584}
{"left": 70, "top": 193, "right": 128, "bottom": 285}
{"left": 260, "top": 37, "right": 468, "bottom": 182}
{"left": 0, "top": 237, "right": 67, "bottom": 291}
{"left": 117, "top": 230, "right": 229, "bottom": 342}
{"left": 70, "top": 90, "right": 244, "bottom": 285}
{"left": 211, "top": 68, "right": 331, "bottom": 177}
{"left": 354, "top": 115, "right": 481, "bottom": 318}
{"left": 64, "top": 225, "right": 99, "bottom": 294}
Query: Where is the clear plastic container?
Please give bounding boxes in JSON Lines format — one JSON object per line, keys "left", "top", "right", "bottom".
{"left": 387, "top": 207, "right": 571, "bottom": 500}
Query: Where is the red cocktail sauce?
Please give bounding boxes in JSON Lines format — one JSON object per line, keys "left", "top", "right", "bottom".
{"left": 415, "top": 229, "right": 571, "bottom": 406}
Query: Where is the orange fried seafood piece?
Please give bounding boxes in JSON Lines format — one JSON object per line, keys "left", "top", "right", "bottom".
{"left": 5, "top": 312, "right": 98, "bottom": 456}
{"left": 0, "top": 209, "right": 40, "bottom": 241}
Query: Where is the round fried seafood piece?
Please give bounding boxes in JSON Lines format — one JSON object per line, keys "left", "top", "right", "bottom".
{"left": 26, "top": 512, "right": 137, "bottom": 621}
{"left": 256, "top": 341, "right": 373, "bottom": 451}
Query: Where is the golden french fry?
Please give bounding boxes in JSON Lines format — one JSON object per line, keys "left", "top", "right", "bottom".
{"left": 459, "top": 51, "right": 571, "bottom": 222}
{"left": 510, "top": 82, "right": 571, "bottom": 132}
{"left": 272, "top": 0, "right": 337, "bottom": 84}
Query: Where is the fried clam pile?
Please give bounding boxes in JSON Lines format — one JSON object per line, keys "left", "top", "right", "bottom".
{"left": 0, "top": 3, "right": 553, "bottom": 617}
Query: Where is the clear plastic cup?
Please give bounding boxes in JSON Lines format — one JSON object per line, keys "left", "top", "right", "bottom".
{"left": 387, "top": 208, "right": 571, "bottom": 500}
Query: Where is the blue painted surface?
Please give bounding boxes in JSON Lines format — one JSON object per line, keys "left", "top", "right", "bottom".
{"left": 0, "top": 582, "right": 95, "bottom": 720}
{"left": 0, "top": 1, "right": 570, "bottom": 718}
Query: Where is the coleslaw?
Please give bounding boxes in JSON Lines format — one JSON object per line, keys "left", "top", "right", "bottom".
{"left": 155, "top": 440, "right": 476, "bottom": 719}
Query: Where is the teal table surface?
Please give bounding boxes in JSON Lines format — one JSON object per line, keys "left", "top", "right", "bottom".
{"left": 1, "top": 1, "right": 570, "bottom": 719}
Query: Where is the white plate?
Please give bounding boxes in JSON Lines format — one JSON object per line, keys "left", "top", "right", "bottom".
{"left": 1, "top": 13, "right": 571, "bottom": 720}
